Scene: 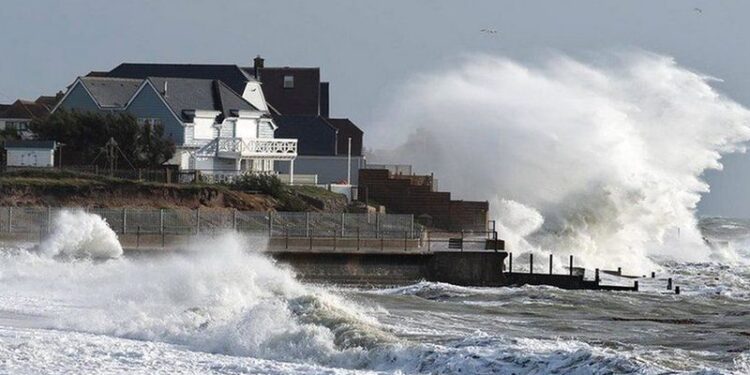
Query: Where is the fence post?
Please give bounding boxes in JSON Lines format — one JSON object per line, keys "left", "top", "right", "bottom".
{"left": 375, "top": 213, "right": 380, "bottom": 239}
{"left": 410, "top": 214, "right": 414, "bottom": 239}
{"left": 333, "top": 230, "right": 337, "bottom": 251}
{"left": 341, "top": 213, "right": 345, "bottom": 237}
{"left": 159, "top": 208, "right": 164, "bottom": 235}
{"left": 309, "top": 229, "right": 313, "bottom": 250}
{"left": 195, "top": 208, "right": 201, "bottom": 235}
{"left": 357, "top": 227, "right": 360, "bottom": 251}
{"left": 268, "top": 211, "right": 274, "bottom": 237}
{"left": 47, "top": 206, "right": 52, "bottom": 233}
{"left": 305, "top": 212, "right": 310, "bottom": 237}
{"left": 460, "top": 230, "right": 464, "bottom": 252}
{"left": 122, "top": 208, "right": 127, "bottom": 234}
{"left": 285, "top": 226, "right": 289, "bottom": 250}
{"left": 404, "top": 231, "right": 408, "bottom": 251}
{"left": 427, "top": 231, "right": 431, "bottom": 252}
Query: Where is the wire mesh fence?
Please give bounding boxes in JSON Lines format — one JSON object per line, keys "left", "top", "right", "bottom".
{"left": 0, "top": 207, "right": 419, "bottom": 239}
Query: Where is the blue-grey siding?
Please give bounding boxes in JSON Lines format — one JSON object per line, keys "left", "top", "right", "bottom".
{"left": 56, "top": 82, "right": 185, "bottom": 145}
{"left": 57, "top": 82, "right": 101, "bottom": 113}
{"left": 127, "top": 86, "right": 185, "bottom": 145}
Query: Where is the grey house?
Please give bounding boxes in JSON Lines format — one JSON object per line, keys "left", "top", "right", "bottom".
{"left": 53, "top": 76, "right": 298, "bottom": 179}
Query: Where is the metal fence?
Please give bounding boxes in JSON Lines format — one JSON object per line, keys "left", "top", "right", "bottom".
{"left": 0, "top": 207, "right": 418, "bottom": 239}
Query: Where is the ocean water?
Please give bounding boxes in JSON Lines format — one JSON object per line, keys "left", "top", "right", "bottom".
{"left": 0, "top": 211, "right": 748, "bottom": 374}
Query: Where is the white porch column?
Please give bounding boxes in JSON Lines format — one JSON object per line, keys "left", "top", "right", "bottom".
{"left": 289, "top": 158, "right": 295, "bottom": 185}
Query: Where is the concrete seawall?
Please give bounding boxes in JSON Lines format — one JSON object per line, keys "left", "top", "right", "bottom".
{"left": 271, "top": 251, "right": 508, "bottom": 286}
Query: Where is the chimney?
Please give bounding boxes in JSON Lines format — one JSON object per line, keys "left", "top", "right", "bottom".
{"left": 320, "top": 82, "right": 330, "bottom": 117}
{"left": 163, "top": 81, "right": 168, "bottom": 97}
{"left": 254, "top": 55, "right": 265, "bottom": 78}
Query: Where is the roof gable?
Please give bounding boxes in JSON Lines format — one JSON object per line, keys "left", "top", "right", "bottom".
{"left": 79, "top": 77, "right": 142, "bottom": 108}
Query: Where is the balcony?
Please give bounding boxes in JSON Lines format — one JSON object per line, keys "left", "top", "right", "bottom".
{"left": 196, "top": 137, "right": 297, "bottom": 160}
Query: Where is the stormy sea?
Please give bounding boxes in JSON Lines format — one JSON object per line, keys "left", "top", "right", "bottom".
{"left": 0, "top": 211, "right": 747, "bottom": 374}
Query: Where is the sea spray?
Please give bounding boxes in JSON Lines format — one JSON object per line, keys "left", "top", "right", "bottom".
{"left": 371, "top": 51, "right": 750, "bottom": 272}
{"left": 38, "top": 209, "right": 122, "bottom": 259}
{"left": 3, "top": 231, "right": 396, "bottom": 365}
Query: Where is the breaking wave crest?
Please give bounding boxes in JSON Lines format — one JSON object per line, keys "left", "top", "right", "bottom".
{"left": 371, "top": 51, "right": 750, "bottom": 273}
{"left": 37, "top": 209, "right": 122, "bottom": 259}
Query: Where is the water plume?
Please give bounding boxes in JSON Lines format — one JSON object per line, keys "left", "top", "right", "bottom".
{"left": 371, "top": 51, "right": 750, "bottom": 272}
{"left": 38, "top": 209, "right": 123, "bottom": 259}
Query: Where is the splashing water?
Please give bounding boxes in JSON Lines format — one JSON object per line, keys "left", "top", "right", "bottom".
{"left": 371, "top": 51, "right": 750, "bottom": 273}
{"left": 37, "top": 209, "right": 123, "bottom": 259}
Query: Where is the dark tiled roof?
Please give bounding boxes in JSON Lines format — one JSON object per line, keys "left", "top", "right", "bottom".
{"left": 79, "top": 77, "right": 142, "bottom": 108}
{"left": 0, "top": 104, "right": 10, "bottom": 117}
{"left": 0, "top": 100, "right": 51, "bottom": 119}
{"left": 327, "top": 118, "right": 363, "bottom": 156}
{"left": 4, "top": 140, "right": 56, "bottom": 149}
{"left": 108, "top": 63, "right": 253, "bottom": 95}
{"left": 246, "top": 67, "right": 321, "bottom": 116}
{"left": 147, "top": 77, "right": 257, "bottom": 121}
{"left": 273, "top": 115, "right": 338, "bottom": 156}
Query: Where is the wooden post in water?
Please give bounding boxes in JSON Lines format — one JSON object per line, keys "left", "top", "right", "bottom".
{"left": 667, "top": 278, "right": 673, "bottom": 290}
{"left": 617, "top": 267, "right": 622, "bottom": 275}
{"left": 569, "top": 255, "right": 573, "bottom": 276}
{"left": 651, "top": 272, "right": 655, "bottom": 278}
{"left": 634, "top": 281, "right": 639, "bottom": 291}
{"left": 529, "top": 253, "right": 534, "bottom": 274}
{"left": 595, "top": 268, "right": 600, "bottom": 283}
{"left": 549, "top": 254, "right": 553, "bottom": 275}
{"left": 675, "top": 286, "right": 681, "bottom": 295}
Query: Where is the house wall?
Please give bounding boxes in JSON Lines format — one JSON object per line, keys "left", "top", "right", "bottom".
{"left": 242, "top": 82, "right": 268, "bottom": 111}
{"left": 6, "top": 148, "right": 54, "bottom": 167}
{"left": 57, "top": 82, "right": 101, "bottom": 113}
{"left": 126, "top": 85, "right": 185, "bottom": 145}
{"left": 192, "top": 116, "right": 216, "bottom": 141}
{"left": 234, "top": 118, "right": 258, "bottom": 140}
{"left": 274, "top": 155, "right": 365, "bottom": 184}
{"left": 57, "top": 82, "right": 186, "bottom": 145}
{"left": 258, "top": 120, "right": 275, "bottom": 139}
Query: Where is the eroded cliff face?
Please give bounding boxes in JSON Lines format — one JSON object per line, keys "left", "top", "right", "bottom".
{"left": 0, "top": 183, "right": 278, "bottom": 211}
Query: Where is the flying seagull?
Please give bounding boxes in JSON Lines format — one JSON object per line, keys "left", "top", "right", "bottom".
{"left": 694, "top": 7, "right": 703, "bottom": 14}
{"left": 480, "top": 28, "right": 498, "bottom": 35}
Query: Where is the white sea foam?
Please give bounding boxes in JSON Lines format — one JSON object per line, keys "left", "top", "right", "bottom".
{"left": 37, "top": 209, "right": 123, "bottom": 259}
{"left": 371, "top": 51, "right": 750, "bottom": 273}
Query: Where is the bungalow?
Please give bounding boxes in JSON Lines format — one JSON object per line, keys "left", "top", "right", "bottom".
{"left": 52, "top": 76, "right": 297, "bottom": 180}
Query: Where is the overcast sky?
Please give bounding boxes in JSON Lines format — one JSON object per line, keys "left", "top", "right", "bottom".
{"left": 1, "top": 0, "right": 749, "bottom": 216}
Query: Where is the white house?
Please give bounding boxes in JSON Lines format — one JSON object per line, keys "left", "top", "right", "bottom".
{"left": 52, "top": 76, "right": 297, "bottom": 181}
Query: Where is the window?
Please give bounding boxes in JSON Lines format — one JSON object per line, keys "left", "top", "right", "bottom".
{"left": 137, "top": 118, "right": 163, "bottom": 127}
{"left": 283, "top": 75, "right": 294, "bottom": 89}
{"left": 5, "top": 121, "right": 29, "bottom": 132}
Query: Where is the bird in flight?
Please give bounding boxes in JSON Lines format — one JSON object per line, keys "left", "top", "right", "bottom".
{"left": 480, "top": 28, "right": 498, "bottom": 35}
{"left": 694, "top": 7, "right": 703, "bottom": 14}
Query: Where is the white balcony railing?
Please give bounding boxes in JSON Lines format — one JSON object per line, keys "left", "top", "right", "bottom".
{"left": 196, "top": 137, "right": 297, "bottom": 160}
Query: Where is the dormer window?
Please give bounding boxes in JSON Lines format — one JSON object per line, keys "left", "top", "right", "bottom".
{"left": 283, "top": 75, "right": 294, "bottom": 89}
